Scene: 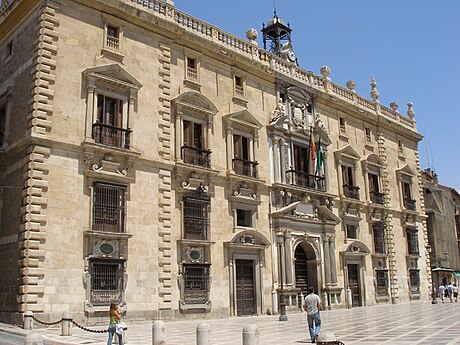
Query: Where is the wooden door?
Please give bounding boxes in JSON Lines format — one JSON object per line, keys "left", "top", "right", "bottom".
{"left": 236, "top": 259, "right": 255, "bottom": 316}
{"left": 347, "top": 264, "right": 361, "bottom": 307}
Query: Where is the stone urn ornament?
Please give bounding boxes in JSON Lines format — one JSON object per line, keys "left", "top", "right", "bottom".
{"left": 407, "top": 102, "right": 415, "bottom": 120}
{"left": 390, "top": 102, "right": 398, "bottom": 112}
{"left": 346, "top": 80, "right": 356, "bottom": 92}
{"left": 246, "top": 28, "right": 258, "bottom": 45}
{"left": 320, "top": 66, "right": 331, "bottom": 80}
{"left": 370, "top": 75, "right": 379, "bottom": 102}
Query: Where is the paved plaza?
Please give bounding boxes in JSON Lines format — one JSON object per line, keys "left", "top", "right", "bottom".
{"left": 3, "top": 301, "right": 460, "bottom": 344}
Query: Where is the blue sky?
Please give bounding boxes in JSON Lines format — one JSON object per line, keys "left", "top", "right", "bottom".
{"left": 175, "top": 0, "right": 460, "bottom": 190}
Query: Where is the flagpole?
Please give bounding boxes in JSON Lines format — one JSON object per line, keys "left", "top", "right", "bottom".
{"left": 306, "top": 126, "right": 312, "bottom": 176}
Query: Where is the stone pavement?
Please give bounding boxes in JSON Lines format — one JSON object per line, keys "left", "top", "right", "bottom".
{"left": 3, "top": 301, "right": 460, "bottom": 344}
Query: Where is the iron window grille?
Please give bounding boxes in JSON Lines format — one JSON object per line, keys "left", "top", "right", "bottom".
{"left": 183, "top": 187, "right": 210, "bottom": 240}
{"left": 373, "top": 222, "right": 386, "bottom": 254}
{"left": 376, "top": 270, "right": 389, "bottom": 295}
{"left": 183, "top": 264, "right": 210, "bottom": 305}
{"left": 406, "top": 230, "right": 419, "bottom": 255}
{"left": 409, "top": 269, "right": 420, "bottom": 292}
{"left": 90, "top": 259, "right": 124, "bottom": 306}
{"left": 346, "top": 224, "right": 358, "bottom": 239}
{"left": 236, "top": 209, "right": 252, "bottom": 227}
{"left": 93, "top": 183, "right": 126, "bottom": 233}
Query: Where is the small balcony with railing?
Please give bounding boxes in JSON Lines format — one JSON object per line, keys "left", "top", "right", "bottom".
{"left": 285, "top": 169, "right": 326, "bottom": 191}
{"left": 404, "top": 197, "right": 416, "bottom": 211}
{"left": 181, "top": 145, "right": 211, "bottom": 168}
{"left": 370, "top": 190, "right": 385, "bottom": 205}
{"left": 233, "top": 158, "right": 258, "bottom": 178}
{"left": 343, "top": 184, "right": 360, "bottom": 200}
{"left": 92, "top": 122, "right": 131, "bottom": 150}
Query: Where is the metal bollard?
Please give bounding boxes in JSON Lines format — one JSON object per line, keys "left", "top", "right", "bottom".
{"left": 242, "top": 324, "right": 259, "bottom": 345}
{"left": 152, "top": 320, "right": 166, "bottom": 345}
{"left": 24, "top": 311, "right": 34, "bottom": 330}
{"left": 24, "top": 332, "right": 44, "bottom": 345}
{"left": 196, "top": 322, "right": 211, "bottom": 345}
{"left": 61, "top": 313, "right": 72, "bottom": 336}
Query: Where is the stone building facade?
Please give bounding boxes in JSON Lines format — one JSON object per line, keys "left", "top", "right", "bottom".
{"left": 422, "top": 169, "right": 460, "bottom": 289}
{"left": 0, "top": 0, "right": 429, "bottom": 324}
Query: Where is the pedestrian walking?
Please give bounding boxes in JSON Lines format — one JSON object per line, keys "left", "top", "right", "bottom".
{"left": 447, "top": 282, "right": 454, "bottom": 303}
{"left": 304, "top": 287, "right": 321, "bottom": 343}
{"left": 438, "top": 284, "right": 446, "bottom": 303}
{"left": 453, "top": 283, "right": 458, "bottom": 302}
{"left": 107, "top": 302, "right": 123, "bottom": 345}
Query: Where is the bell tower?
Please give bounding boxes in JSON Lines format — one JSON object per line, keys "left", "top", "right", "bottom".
{"left": 261, "top": 2, "right": 297, "bottom": 64}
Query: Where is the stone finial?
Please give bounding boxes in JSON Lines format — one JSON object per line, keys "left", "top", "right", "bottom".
{"left": 370, "top": 75, "right": 379, "bottom": 102}
{"left": 320, "top": 66, "right": 331, "bottom": 80}
{"left": 246, "top": 28, "right": 258, "bottom": 45}
{"left": 390, "top": 102, "right": 398, "bottom": 111}
{"left": 346, "top": 80, "right": 356, "bottom": 92}
{"left": 407, "top": 102, "right": 415, "bottom": 120}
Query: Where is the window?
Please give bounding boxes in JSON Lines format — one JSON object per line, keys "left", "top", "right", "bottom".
{"left": 93, "top": 94, "right": 131, "bottom": 149}
{"left": 365, "top": 127, "right": 371, "bottom": 143}
{"left": 373, "top": 222, "right": 386, "bottom": 254}
{"left": 106, "top": 25, "right": 120, "bottom": 50}
{"left": 236, "top": 209, "right": 253, "bottom": 227}
{"left": 397, "top": 140, "right": 404, "bottom": 155}
{"left": 183, "top": 264, "right": 210, "bottom": 305}
{"left": 90, "top": 259, "right": 124, "bottom": 306}
{"left": 339, "top": 117, "right": 346, "bottom": 133}
{"left": 93, "top": 183, "right": 126, "bottom": 233}
{"left": 368, "top": 173, "right": 384, "bottom": 204}
{"left": 186, "top": 57, "right": 198, "bottom": 80}
{"left": 409, "top": 269, "right": 420, "bottom": 292}
{"left": 182, "top": 120, "right": 210, "bottom": 167}
{"left": 234, "top": 76, "right": 244, "bottom": 96}
{"left": 183, "top": 194, "right": 209, "bottom": 240}
{"left": 233, "top": 134, "right": 257, "bottom": 178}
{"left": 407, "top": 229, "right": 419, "bottom": 255}
{"left": 402, "top": 181, "right": 416, "bottom": 210}
{"left": 346, "top": 224, "right": 358, "bottom": 239}
{"left": 287, "top": 143, "right": 325, "bottom": 190}
{"left": 376, "top": 270, "right": 388, "bottom": 295}
{"left": 342, "top": 165, "right": 359, "bottom": 199}
{"left": 0, "top": 105, "right": 5, "bottom": 147}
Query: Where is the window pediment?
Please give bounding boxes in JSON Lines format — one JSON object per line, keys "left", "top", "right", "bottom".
{"left": 173, "top": 91, "right": 218, "bottom": 116}
{"left": 223, "top": 109, "right": 262, "bottom": 130}
{"left": 396, "top": 164, "right": 415, "bottom": 178}
{"left": 334, "top": 144, "right": 360, "bottom": 162}
{"left": 225, "top": 229, "right": 270, "bottom": 248}
{"left": 83, "top": 63, "right": 142, "bottom": 91}
{"left": 340, "top": 240, "right": 371, "bottom": 255}
{"left": 361, "top": 153, "right": 383, "bottom": 168}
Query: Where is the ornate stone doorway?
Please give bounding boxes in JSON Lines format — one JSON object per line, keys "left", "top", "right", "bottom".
{"left": 294, "top": 243, "right": 318, "bottom": 295}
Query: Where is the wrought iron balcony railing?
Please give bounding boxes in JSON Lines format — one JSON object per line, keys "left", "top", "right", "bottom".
{"left": 404, "top": 197, "right": 416, "bottom": 211}
{"left": 285, "top": 170, "right": 326, "bottom": 191}
{"left": 181, "top": 145, "right": 211, "bottom": 168}
{"left": 370, "top": 190, "right": 385, "bottom": 205}
{"left": 233, "top": 158, "right": 258, "bottom": 178}
{"left": 92, "top": 122, "right": 131, "bottom": 149}
{"left": 343, "top": 184, "right": 360, "bottom": 200}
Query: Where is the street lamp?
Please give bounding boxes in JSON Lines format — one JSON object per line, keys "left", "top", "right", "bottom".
{"left": 277, "top": 232, "right": 288, "bottom": 321}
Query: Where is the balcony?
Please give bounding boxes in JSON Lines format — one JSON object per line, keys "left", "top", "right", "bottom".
{"left": 181, "top": 145, "right": 211, "bottom": 168}
{"left": 285, "top": 169, "right": 325, "bottom": 191}
{"left": 370, "top": 190, "right": 385, "bottom": 205}
{"left": 233, "top": 158, "right": 258, "bottom": 178}
{"left": 92, "top": 123, "right": 131, "bottom": 149}
{"left": 343, "top": 184, "right": 360, "bottom": 200}
{"left": 404, "top": 197, "right": 416, "bottom": 211}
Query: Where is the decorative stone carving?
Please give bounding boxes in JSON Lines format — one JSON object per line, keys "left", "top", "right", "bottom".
{"left": 315, "top": 113, "right": 329, "bottom": 135}
{"left": 320, "top": 66, "right": 331, "bottom": 80}
{"left": 370, "top": 75, "right": 379, "bottom": 102}
{"left": 346, "top": 80, "right": 356, "bottom": 92}
{"left": 290, "top": 101, "right": 305, "bottom": 127}
{"left": 390, "top": 102, "right": 398, "bottom": 111}
{"left": 407, "top": 102, "right": 415, "bottom": 120}
{"left": 270, "top": 98, "right": 286, "bottom": 123}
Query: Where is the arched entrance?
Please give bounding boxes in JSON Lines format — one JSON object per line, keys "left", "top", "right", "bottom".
{"left": 294, "top": 242, "right": 318, "bottom": 298}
